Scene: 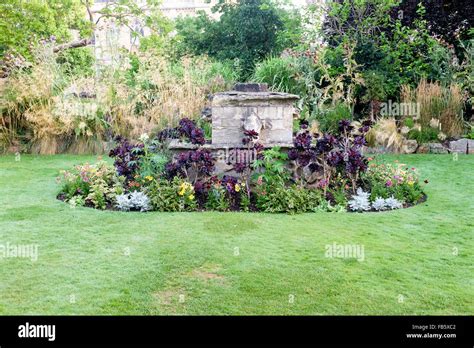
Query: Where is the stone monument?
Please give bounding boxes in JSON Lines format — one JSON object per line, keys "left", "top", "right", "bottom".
{"left": 169, "top": 83, "right": 299, "bottom": 174}
{"left": 212, "top": 83, "right": 298, "bottom": 147}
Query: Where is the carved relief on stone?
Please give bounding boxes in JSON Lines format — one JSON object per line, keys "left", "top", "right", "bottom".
{"left": 243, "top": 110, "right": 263, "bottom": 134}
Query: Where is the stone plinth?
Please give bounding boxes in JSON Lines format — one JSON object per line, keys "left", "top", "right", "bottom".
{"left": 212, "top": 91, "right": 299, "bottom": 147}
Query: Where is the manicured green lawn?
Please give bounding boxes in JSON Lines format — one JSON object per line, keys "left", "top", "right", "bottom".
{"left": 0, "top": 154, "right": 472, "bottom": 315}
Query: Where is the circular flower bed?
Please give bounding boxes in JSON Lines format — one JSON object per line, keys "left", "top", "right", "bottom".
{"left": 57, "top": 118, "right": 428, "bottom": 214}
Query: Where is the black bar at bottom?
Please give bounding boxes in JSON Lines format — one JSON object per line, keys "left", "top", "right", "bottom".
{"left": 0, "top": 316, "right": 472, "bottom": 346}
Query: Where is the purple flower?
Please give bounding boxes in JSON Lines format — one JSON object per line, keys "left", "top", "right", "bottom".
{"left": 299, "top": 119, "right": 309, "bottom": 130}
{"left": 353, "top": 135, "right": 366, "bottom": 147}
{"left": 338, "top": 119, "right": 353, "bottom": 133}
{"left": 288, "top": 149, "right": 299, "bottom": 161}
{"left": 221, "top": 176, "right": 238, "bottom": 194}
{"left": 294, "top": 131, "right": 312, "bottom": 150}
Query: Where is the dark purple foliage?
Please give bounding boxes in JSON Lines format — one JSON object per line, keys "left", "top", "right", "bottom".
{"left": 165, "top": 148, "right": 215, "bottom": 182}
{"left": 288, "top": 149, "right": 299, "bottom": 161}
{"left": 254, "top": 142, "right": 265, "bottom": 160}
{"left": 297, "top": 149, "right": 316, "bottom": 167}
{"left": 243, "top": 129, "right": 259, "bottom": 139}
{"left": 299, "top": 119, "right": 309, "bottom": 129}
{"left": 109, "top": 136, "right": 144, "bottom": 181}
{"left": 358, "top": 120, "right": 373, "bottom": 135}
{"left": 242, "top": 129, "right": 259, "bottom": 145}
{"left": 294, "top": 131, "right": 313, "bottom": 150}
{"left": 288, "top": 118, "right": 372, "bottom": 187}
{"left": 344, "top": 148, "right": 368, "bottom": 174}
{"left": 233, "top": 162, "right": 247, "bottom": 173}
{"left": 179, "top": 118, "right": 205, "bottom": 145}
{"left": 234, "top": 131, "right": 263, "bottom": 172}
{"left": 193, "top": 180, "right": 210, "bottom": 207}
{"left": 193, "top": 180, "right": 207, "bottom": 194}
{"left": 327, "top": 151, "right": 343, "bottom": 166}
{"left": 308, "top": 162, "right": 321, "bottom": 173}
{"left": 156, "top": 118, "right": 205, "bottom": 145}
{"left": 316, "top": 134, "right": 336, "bottom": 154}
{"left": 353, "top": 135, "right": 366, "bottom": 147}
{"left": 338, "top": 119, "right": 354, "bottom": 133}
{"left": 156, "top": 128, "right": 180, "bottom": 142}
{"left": 221, "top": 175, "right": 238, "bottom": 193}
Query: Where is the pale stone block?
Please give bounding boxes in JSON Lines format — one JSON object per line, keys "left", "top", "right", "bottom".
{"left": 211, "top": 90, "right": 298, "bottom": 148}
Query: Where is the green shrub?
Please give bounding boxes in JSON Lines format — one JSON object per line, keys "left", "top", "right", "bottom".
{"left": 254, "top": 56, "right": 302, "bottom": 94}
{"left": 56, "top": 47, "right": 95, "bottom": 77}
{"left": 361, "top": 70, "right": 389, "bottom": 103}
{"left": 57, "top": 161, "right": 124, "bottom": 209}
{"left": 255, "top": 183, "right": 324, "bottom": 214}
{"left": 407, "top": 128, "right": 439, "bottom": 144}
{"left": 403, "top": 118, "right": 415, "bottom": 128}
{"left": 255, "top": 54, "right": 324, "bottom": 117}
{"left": 313, "top": 103, "right": 352, "bottom": 133}
{"left": 136, "top": 135, "right": 170, "bottom": 179}
{"left": 205, "top": 186, "right": 231, "bottom": 212}
{"left": 465, "top": 125, "right": 474, "bottom": 139}
{"left": 252, "top": 147, "right": 290, "bottom": 187}
{"left": 363, "top": 160, "right": 426, "bottom": 205}
{"left": 174, "top": 0, "right": 284, "bottom": 79}
{"left": 147, "top": 177, "right": 197, "bottom": 212}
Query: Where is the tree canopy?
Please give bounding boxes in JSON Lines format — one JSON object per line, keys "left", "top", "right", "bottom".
{"left": 0, "top": 0, "right": 171, "bottom": 61}
{"left": 0, "top": 0, "right": 90, "bottom": 59}
{"left": 175, "top": 0, "right": 296, "bottom": 79}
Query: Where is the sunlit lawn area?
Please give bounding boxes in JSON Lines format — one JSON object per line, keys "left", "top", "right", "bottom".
{"left": 0, "top": 154, "right": 472, "bottom": 315}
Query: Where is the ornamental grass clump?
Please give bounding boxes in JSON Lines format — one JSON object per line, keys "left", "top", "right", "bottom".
{"left": 401, "top": 80, "right": 465, "bottom": 138}
{"left": 1, "top": 46, "right": 235, "bottom": 154}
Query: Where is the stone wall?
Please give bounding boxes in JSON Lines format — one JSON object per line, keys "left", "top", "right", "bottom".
{"left": 364, "top": 139, "right": 474, "bottom": 155}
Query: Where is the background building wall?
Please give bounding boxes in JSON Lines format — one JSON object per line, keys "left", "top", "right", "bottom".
{"left": 92, "top": 0, "right": 219, "bottom": 65}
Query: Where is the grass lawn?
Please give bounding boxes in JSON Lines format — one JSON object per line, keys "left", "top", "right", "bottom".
{"left": 0, "top": 154, "right": 472, "bottom": 315}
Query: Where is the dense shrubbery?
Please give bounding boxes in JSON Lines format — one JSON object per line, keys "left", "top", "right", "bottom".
{"left": 174, "top": 0, "right": 302, "bottom": 80}
{"left": 57, "top": 161, "right": 124, "bottom": 209}
{"left": 57, "top": 118, "right": 427, "bottom": 214}
{"left": 255, "top": 0, "right": 473, "bottom": 147}
{"left": 362, "top": 159, "right": 426, "bottom": 205}
{"left": 1, "top": 48, "right": 236, "bottom": 154}
{"left": 2, "top": 0, "right": 472, "bottom": 155}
